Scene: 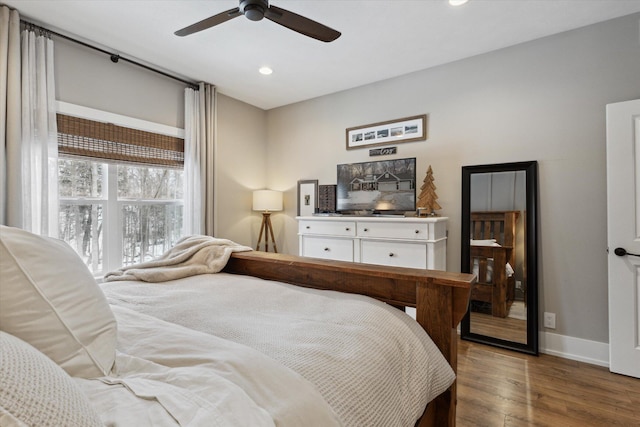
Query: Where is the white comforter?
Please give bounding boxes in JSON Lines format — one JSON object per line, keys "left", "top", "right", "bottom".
{"left": 75, "top": 305, "right": 341, "bottom": 427}
{"left": 101, "top": 273, "right": 455, "bottom": 427}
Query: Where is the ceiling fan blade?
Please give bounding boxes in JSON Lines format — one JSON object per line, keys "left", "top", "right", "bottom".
{"left": 175, "top": 7, "right": 242, "bottom": 36}
{"left": 265, "top": 5, "right": 340, "bottom": 42}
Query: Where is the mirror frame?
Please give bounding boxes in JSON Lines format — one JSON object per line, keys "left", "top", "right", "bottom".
{"left": 461, "top": 161, "right": 539, "bottom": 355}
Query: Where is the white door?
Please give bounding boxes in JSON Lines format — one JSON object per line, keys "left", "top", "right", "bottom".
{"left": 606, "top": 99, "right": 640, "bottom": 378}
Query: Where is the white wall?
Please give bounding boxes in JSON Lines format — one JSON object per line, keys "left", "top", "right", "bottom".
{"left": 265, "top": 13, "right": 640, "bottom": 344}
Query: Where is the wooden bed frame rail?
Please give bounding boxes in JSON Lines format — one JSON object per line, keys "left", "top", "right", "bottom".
{"left": 224, "top": 251, "right": 474, "bottom": 427}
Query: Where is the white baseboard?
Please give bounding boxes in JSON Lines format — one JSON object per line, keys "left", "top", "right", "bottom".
{"left": 410, "top": 307, "right": 609, "bottom": 368}
{"left": 539, "top": 331, "right": 609, "bottom": 368}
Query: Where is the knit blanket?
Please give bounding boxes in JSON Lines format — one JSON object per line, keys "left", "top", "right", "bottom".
{"left": 104, "top": 235, "right": 252, "bottom": 282}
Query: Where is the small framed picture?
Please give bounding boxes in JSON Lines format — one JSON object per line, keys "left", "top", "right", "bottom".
{"left": 318, "top": 184, "right": 337, "bottom": 213}
{"left": 297, "top": 179, "right": 318, "bottom": 216}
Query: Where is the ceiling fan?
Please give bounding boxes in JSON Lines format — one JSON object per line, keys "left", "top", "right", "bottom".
{"left": 174, "top": 0, "right": 341, "bottom": 42}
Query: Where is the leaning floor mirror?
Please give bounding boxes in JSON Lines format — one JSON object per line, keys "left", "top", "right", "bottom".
{"left": 460, "top": 161, "right": 538, "bottom": 355}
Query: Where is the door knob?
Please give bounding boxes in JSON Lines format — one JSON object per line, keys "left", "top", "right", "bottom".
{"left": 614, "top": 247, "right": 640, "bottom": 257}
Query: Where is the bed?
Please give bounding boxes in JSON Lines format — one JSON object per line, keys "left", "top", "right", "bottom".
{"left": 0, "top": 226, "right": 473, "bottom": 427}
{"left": 469, "top": 211, "right": 520, "bottom": 318}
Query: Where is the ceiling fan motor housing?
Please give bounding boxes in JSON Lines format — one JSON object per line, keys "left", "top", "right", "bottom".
{"left": 240, "top": 0, "right": 268, "bottom": 21}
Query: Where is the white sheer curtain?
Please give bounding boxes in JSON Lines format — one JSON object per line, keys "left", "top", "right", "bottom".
{"left": 184, "top": 82, "right": 216, "bottom": 236}
{"left": 0, "top": 5, "right": 22, "bottom": 227}
{"left": 20, "top": 25, "right": 58, "bottom": 236}
{"left": 183, "top": 87, "right": 201, "bottom": 235}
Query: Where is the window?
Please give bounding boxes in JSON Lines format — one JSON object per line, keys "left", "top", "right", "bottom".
{"left": 56, "top": 109, "right": 185, "bottom": 276}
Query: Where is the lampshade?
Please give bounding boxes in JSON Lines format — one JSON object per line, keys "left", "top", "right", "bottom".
{"left": 252, "top": 190, "right": 283, "bottom": 212}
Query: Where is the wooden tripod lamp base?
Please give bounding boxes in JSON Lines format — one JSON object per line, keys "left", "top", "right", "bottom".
{"left": 252, "top": 189, "right": 283, "bottom": 253}
{"left": 256, "top": 212, "right": 278, "bottom": 253}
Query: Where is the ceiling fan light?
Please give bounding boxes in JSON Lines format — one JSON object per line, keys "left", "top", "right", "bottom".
{"left": 244, "top": 4, "right": 265, "bottom": 21}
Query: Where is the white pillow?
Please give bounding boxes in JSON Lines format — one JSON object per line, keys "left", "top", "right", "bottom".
{"left": 470, "top": 238, "right": 501, "bottom": 247}
{"left": 0, "top": 225, "right": 117, "bottom": 378}
{"left": 0, "top": 331, "right": 103, "bottom": 427}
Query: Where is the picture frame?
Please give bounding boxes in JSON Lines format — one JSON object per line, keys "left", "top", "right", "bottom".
{"left": 318, "top": 184, "right": 337, "bottom": 213}
{"left": 297, "top": 179, "right": 318, "bottom": 216}
{"left": 346, "top": 114, "right": 427, "bottom": 150}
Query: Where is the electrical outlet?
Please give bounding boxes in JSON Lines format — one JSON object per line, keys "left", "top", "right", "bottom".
{"left": 544, "top": 312, "right": 556, "bottom": 329}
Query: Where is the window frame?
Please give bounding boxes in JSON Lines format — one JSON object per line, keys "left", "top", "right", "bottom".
{"left": 57, "top": 102, "right": 185, "bottom": 276}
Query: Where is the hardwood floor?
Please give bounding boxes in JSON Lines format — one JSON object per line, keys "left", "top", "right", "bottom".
{"left": 469, "top": 309, "right": 527, "bottom": 344}
{"left": 456, "top": 338, "right": 640, "bottom": 426}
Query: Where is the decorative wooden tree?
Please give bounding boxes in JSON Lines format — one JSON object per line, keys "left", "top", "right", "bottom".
{"left": 417, "top": 165, "right": 441, "bottom": 215}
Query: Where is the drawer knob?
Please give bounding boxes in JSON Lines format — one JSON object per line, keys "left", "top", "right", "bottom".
{"left": 363, "top": 228, "right": 369, "bottom": 232}
{"left": 389, "top": 253, "right": 395, "bottom": 257}
{"left": 324, "top": 247, "right": 330, "bottom": 251}
{"left": 415, "top": 230, "right": 420, "bottom": 234}
{"left": 345, "top": 227, "right": 350, "bottom": 231}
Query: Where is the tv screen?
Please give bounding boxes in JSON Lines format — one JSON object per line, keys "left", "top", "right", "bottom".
{"left": 336, "top": 158, "right": 416, "bottom": 213}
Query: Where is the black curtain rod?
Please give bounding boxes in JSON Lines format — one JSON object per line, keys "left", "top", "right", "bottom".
{"left": 20, "top": 19, "right": 199, "bottom": 90}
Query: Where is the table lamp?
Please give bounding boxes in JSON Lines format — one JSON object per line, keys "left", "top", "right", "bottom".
{"left": 252, "top": 189, "right": 283, "bottom": 252}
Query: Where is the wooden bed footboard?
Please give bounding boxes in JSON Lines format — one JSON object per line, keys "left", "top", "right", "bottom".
{"left": 224, "top": 251, "right": 474, "bottom": 427}
{"left": 470, "top": 245, "right": 514, "bottom": 318}
{"left": 470, "top": 210, "right": 520, "bottom": 318}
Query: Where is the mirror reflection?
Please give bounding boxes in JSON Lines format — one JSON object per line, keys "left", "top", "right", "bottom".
{"left": 461, "top": 161, "right": 538, "bottom": 355}
{"left": 469, "top": 171, "right": 527, "bottom": 344}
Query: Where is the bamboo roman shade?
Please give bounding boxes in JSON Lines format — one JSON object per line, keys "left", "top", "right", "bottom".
{"left": 56, "top": 114, "right": 184, "bottom": 167}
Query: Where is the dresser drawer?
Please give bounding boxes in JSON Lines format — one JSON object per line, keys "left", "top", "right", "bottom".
{"left": 297, "top": 216, "right": 447, "bottom": 269}
{"left": 357, "top": 222, "right": 429, "bottom": 240}
{"left": 299, "top": 220, "right": 356, "bottom": 237}
{"left": 360, "top": 240, "right": 427, "bottom": 269}
{"left": 300, "top": 236, "right": 354, "bottom": 262}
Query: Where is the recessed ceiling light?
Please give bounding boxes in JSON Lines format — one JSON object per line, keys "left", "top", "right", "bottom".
{"left": 449, "top": 0, "right": 469, "bottom": 6}
{"left": 259, "top": 66, "right": 273, "bottom": 75}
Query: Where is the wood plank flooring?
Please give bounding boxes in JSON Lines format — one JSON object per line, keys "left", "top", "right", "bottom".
{"left": 469, "top": 310, "right": 527, "bottom": 344}
{"left": 456, "top": 338, "right": 640, "bottom": 426}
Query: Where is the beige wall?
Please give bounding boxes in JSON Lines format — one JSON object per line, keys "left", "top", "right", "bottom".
{"left": 54, "top": 38, "right": 185, "bottom": 128}
{"left": 264, "top": 14, "right": 640, "bottom": 344}
{"left": 215, "top": 94, "right": 268, "bottom": 248}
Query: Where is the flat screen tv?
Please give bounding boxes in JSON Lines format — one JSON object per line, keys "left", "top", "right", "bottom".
{"left": 336, "top": 158, "right": 416, "bottom": 214}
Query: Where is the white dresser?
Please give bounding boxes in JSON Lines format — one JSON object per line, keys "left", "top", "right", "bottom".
{"left": 297, "top": 216, "right": 447, "bottom": 270}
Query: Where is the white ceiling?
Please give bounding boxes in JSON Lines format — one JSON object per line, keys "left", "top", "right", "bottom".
{"left": 7, "top": 0, "right": 640, "bottom": 110}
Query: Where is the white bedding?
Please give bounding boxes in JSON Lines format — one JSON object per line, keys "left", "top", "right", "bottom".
{"left": 101, "top": 273, "right": 455, "bottom": 427}
{"left": 75, "top": 305, "right": 341, "bottom": 427}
